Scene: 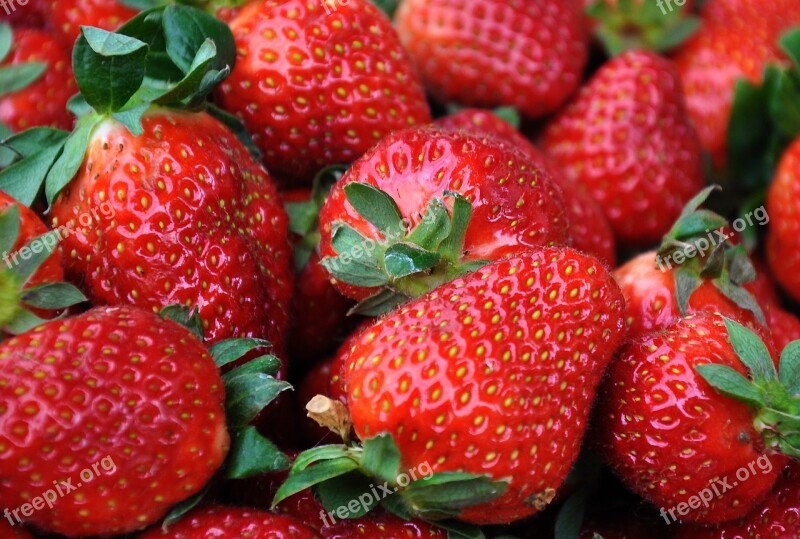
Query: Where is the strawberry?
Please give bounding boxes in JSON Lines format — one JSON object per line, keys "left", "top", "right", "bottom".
{"left": 283, "top": 173, "right": 355, "bottom": 365}
{"left": 436, "top": 108, "right": 616, "bottom": 265}
{"left": 275, "top": 247, "right": 626, "bottom": 527}
{"left": 0, "top": 9, "right": 294, "bottom": 349}
{"left": 318, "top": 126, "right": 571, "bottom": 311}
{"left": 598, "top": 312, "right": 800, "bottom": 524}
{"left": 540, "top": 49, "right": 705, "bottom": 246}
{"left": 0, "top": 24, "right": 76, "bottom": 132}
{"left": 137, "top": 505, "right": 320, "bottom": 538}
{"left": 395, "top": 0, "right": 588, "bottom": 118}
{"left": 1, "top": 0, "right": 48, "bottom": 28}
{"left": 216, "top": 0, "right": 431, "bottom": 185}
{"left": 0, "top": 306, "right": 230, "bottom": 536}
{"left": 766, "top": 307, "right": 800, "bottom": 352}
{"left": 767, "top": 139, "right": 800, "bottom": 305}
{"left": 320, "top": 510, "right": 446, "bottom": 538}
{"left": 48, "top": 0, "right": 138, "bottom": 46}
{"left": 673, "top": 0, "right": 800, "bottom": 167}
{"left": 0, "top": 520, "right": 31, "bottom": 538}
{"left": 673, "top": 462, "right": 800, "bottom": 538}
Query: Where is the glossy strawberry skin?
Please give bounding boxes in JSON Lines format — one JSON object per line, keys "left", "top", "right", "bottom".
{"left": 50, "top": 110, "right": 293, "bottom": 349}
{"left": 319, "top": 126, "right": 571, "bottom": 301}
{"left": 598, "top": 312, "right": 785, "bottom": 524}
{"left": 0, "top": 306, "right": 229, "bottom": 536}
{"left": 136, "top": 505, "right": 320, "bottom": 539}
{"left": 217, "top": 0, "right": 431, "bottom": 184}
{"left": 437, "top": 109, "right": 616, "bottom": 265}
{"left": 0, "top": 190, "right": 63, "bottom": 290}
{"left": 674, "top": 462, "right": 800, "bottom": 538}
{"left": 396, "top": 0, "right": 588, "bottom": 118}
{"left": 320, "top": 510, "right": 446, "bottom": 538}
{"left": 0, "top": 28, "right": 76, "bottom": 132}
{"left": 767, "top": 140, "right": 800, "bottom": 305}
{"left": 765, "top": 307, "right": 800, "bottom": 352}
{"left": 614, "top": 251, "right": 763, "bottom": 338}
{"left": 344, "top": 247, "right": 627, "bottom": 524}
{"left": 2, "top": 0, "right": 48, "bottom": 28}
{"left": 48, "top": 0, "right": 138, "bottom": 46}
{"left": 541, "top": 50, "right": 705, "bottom": 246}
{"left": 673, "top": 0, "right": 800, "bottom": 166}
{"left": 0, "top": 519, "right": 33, "bottom": 539}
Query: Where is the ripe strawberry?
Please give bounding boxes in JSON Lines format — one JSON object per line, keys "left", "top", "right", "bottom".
{"left": 1, "top": 0, "right": 48, "bottom": 28}
{"left": 541, "top": 49, "right": 705, "bottom": 246}
{"left": 767, "top": 139, "right": 800, "bottom": 305}
{"left": 48, "top": 0, "right": 138, "bottom": 46}
{"left": 436, "top": 108, "right": 616, "bottom": 265}
{"left": 277, "top": 247, "right": 626, "bottom": 525}
{"left": 48, "top": 110, "right": 293, "bottom": 348}
{"left": 395, "top": 0, "right": 588, "bottom": 118}
{"left": 0, "top": 520, "right": 31, "bottom": 539}
{"left": 320, "top": 510, "right": 447, "bottom": 538}
{"left": 137, "top": 505, "right": 319, "bottom": 538}
{"left": 673, "top": 0, "right": 800, "bottom": 167}
{"left": 0, "top": 306, "right": 230, "bottom": 536}
{"left": 0, "top": 25, "right": 76, "bottom": 132}
{"left": 674, "top": 462, "right": 800, "bottom": 538}
{"left": 216, "top": 0, "right": 431, "bottom": 185}
{"left": 318, "top": 126, "right": 571, "bottom": 309}
{"left": 598, "top": 312, "right": 794, "bottom": 524}
{"left": 283, "top": 177, "right": 354, "bottom": 364}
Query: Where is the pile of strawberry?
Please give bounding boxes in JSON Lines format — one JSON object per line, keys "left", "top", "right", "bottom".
{"left": 2, "top": 0, "right": 800, "bottom": 537}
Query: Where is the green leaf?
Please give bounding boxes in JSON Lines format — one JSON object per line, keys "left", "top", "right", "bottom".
{"left": 0, "top": 23, "right": 12, "bottom": 63}
{"left": 554, "top": 487, "right": 592, "bottom": 539}
{"left": 73, "top": 27, "right": 148, "bottom": 113}
{"left": 1, "top": 127, "right": 69, "bottom": 159}
{"left": 222, "top": 354, "right": 283, "bottom": 382}
{"left": 14, "top": 231, "right": 60, "bottom": 285}
{"left": 110, "top": 103, "right": 150, "bottom": 136}
{"left": 370, "top": 0, "right": 400, "bottom": 18}
{"left": 723, "top": 318, "right": 776, "bottom": 382}
{"left": 67, "top": 94, "right": 94, "bottom": 118}
{"left": 154, "top": 39, "right": 218, "bottom": 105}
{"left": 771, "top": 70, "right": 800, "bottom": 140}
{"left": 780, "top": 340, "right": 800, "bottom": 395}
{"left": 330, "top": 223, "right": 377, "bottom": 265}
{"left": 491, "top": 107, "right": 520, "bottom": 129}
{"left": 435, "top": 520, "right": 486, "bottom": 539}
{"left": 673, "top": 266, "right": 702, "bottom": 315}
{"left": 713, "top": 278, "right": 766, "bottom": 326}
{"left": 344, "top": 183, "right": 403, "bottom": 236}
{"left": 210, "top": 338, "right": 272, "bottom": 369}
{"left": 361, "top": 433, "right": 401, "bottom": 485}
{"left": 727, "top": 76, "right": 775, "bottom": 191}
{"left": 0, "top": 122, "right": 13, "bottom": 168}
{"left": 224, "top": 373, "right": 291, "bottom": 428}
{"left": 159, "top": 305, "right": 204, "bottom": 339}
{"left": 406, "top": 198, "right": 451, "bottom": 251}
{"left": 401, "top": 473, "right": 507, "bottom": 516}
{"left": 695, "top": 364, "right": 766, "bottom": 407}
{"left": 272, "top": 457, "right": 360, "bottom": 507}
{"left": 162, "top": 4, "right": 235, "bottom": 75}
{"left": 120, "top": 0, "right": 163, "bottom": 9}
{"left": 349, "top": 289, "right": 408, "bottom": 317}
{"left": 291, "top": 444, "right": 353, "bottom": 473}
{"left": 3, "top": 308, "right": 46, "bottom": 335}
{"left": 0, "top": 205, "right": 20, "bottom": 256}
{"left": 0, "top": 133, "right": 69, "bottom": 206}
{"left": 226, "top": 426, "right": 290, "bottom": 479}
{"left": 160, "top": 485, "right": 208, "bottom": 531}
{"left": 0, "top": 63, "right": 47, "bottom": 96}
{"left": 21, "top": 283, "right": 87, "bottom": 310}
{"left": 316, "top": 472, "right": 381, "bottom": 519}
{"left": 384, "top": 243, "right": 440, "bottom": 278}
{"left": 781, "top": 28, "right": 800, "bottom": 68}
{"left": 653, "top": 17, "right": 701, "bottom": 51}
{"left": 322, "top": 256, "right": 389, "bottom": 288}
{"left": 45, "top": 115, "right": 102, "bottom": 206}
{"left": 206, "top": 103, "right": 261, "bottom": 159}
{"left": 439, "top": 192, "right": 472, "bottom": 262}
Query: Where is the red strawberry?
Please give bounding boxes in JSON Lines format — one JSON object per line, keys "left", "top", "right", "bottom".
{"left": 318, "top": 126, "right": 571, "bottom": 308}
{"left": 49, "top": 109, "right": 293, "bottom": 348}
{"left": 277, "top": 247, "right": 626, "bottom": 525}
{"left": 395, "top": 0, "right": 588, "bottom": 118}
{"left": 598, "top": 312, "right": 792, "bottom": 524}
{"left": 767, "top": 139, "right": 800, "bottom": 305}
{"left": 0, "top": 25, "right": 76, "bottom": 132}
{"left": 283, "top": 179, "right": 354, "bottom": 365}
{"left": 0, "top": 306, "right": 230, "bottom": 536}
{"left": 320, "top": 510, "right": 446, "bottom": 538}
{"left": 216, "top": 0, "right": 431, "bottom": 184}
{"left": 137, "top": 505, "right": 319, "bottom": 538}
{"left": 674, "top": 462, "right": 800, "bottom": 538}
{"left": 540, "top": 49, "right": 705, "bottom": 246}
{"left": 673, "top": 0, "right": 800, "bottom": 167}
{"left": 1, "top": 0, "right": 48, "bottom": 28}
{"left": 436, "top": 108, "right": 616, "bottom": 265}
{"left": 48, "top": 0, "right": 138, "bottom": 46}
{"left": 0, "top": 519, "right": 32, "bottom": 538}
{"left": 766, "top": 306, "right": 800, "bottom": 352}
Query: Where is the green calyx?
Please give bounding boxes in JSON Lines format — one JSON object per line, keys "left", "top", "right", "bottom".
{"left": 655, "top": 185, "right": 765, "bottom": 324}
{"left": 0, "top": 205, "right": 88, "bottom": 336}
{"left": 272, "top": 433, "right": 506, "bottom": 538}
{"left": 321, "top": 184, "right": 488, "bottom": 316}
{"left": 0, "top": 23, "right": 47, "bottom": 101}
{"left": 285, "top": 166, "right": 347, "bottom": 272}
{"left": 586, "top": 0, "right": 700, "bottom": 56}
{"left": 696, "top": 318, "right": 800, "bottom": 459}
{"left": 727, "top": 27, "right": 800, "bottom": 192}
{"left": 0, "top": 4, "right": 246, "bottom": 209}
